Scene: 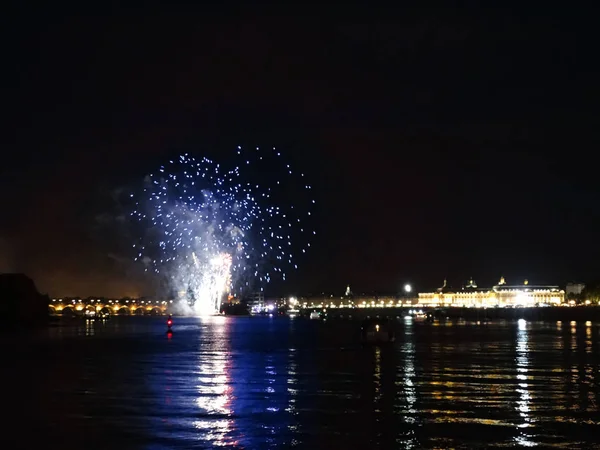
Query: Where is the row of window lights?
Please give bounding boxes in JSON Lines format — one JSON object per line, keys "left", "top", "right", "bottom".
{"left": 304, "top": 302, "right": 414, "bottom": 308}
{"left": 304, "top": 301, "right": 583, "bottom": 309}
{"left": 52, "top": 299, "right": 174, "bottom": 304}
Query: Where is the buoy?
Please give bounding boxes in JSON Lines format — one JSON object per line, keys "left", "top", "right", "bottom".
{"left": 166, "top": 314, "right": 173, "bottom": 335}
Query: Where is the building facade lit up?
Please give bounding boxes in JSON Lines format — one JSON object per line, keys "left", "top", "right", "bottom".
{"left": 418, "top": 277, "right": 565, "bottom": 308}
{"left": 299, "top": 285, "right": 413, "bottom": 309}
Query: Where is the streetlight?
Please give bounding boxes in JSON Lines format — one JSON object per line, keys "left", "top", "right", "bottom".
{"left": 403, "top": 284, "right": 412, "bottom": 306}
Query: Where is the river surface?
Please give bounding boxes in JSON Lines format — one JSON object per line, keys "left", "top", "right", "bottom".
{"left": 1, "top": 316, "right": 599, "bottom": 449}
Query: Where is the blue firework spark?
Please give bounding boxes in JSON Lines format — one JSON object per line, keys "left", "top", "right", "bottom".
{"left": 130, "top": 146, "right": 315, "bottom": 293}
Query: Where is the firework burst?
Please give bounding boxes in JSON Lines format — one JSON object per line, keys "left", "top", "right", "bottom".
{"left": 129, "top": 146, "right": 315, "bottom": 315}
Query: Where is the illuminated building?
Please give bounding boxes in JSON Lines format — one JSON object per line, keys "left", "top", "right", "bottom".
{"left": 300, "top": 292, "right": 410, "bottom": 309}
{"left": 418, "top": 277, "right": 565, "bottom": 308}
{"left": 248, "top": 291, "right": 265, "bottom": 314}
{"left": 566, "top": 282, "right": 585, "bottom": 296}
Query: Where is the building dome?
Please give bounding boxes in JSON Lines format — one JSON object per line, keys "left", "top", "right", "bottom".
{"left": 467, "top": 278, "right": 477, "bottom": 289}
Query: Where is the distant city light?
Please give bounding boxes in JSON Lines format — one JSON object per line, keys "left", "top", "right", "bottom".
{"left": 404, "top": 284, "right": 412, "bottom": 293}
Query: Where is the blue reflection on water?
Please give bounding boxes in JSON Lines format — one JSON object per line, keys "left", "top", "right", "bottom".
{"left": 148, "top": 316, "right": 298, "bottom": 448}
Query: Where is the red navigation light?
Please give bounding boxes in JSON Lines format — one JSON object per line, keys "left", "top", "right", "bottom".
{"left": 167, "top": 319, "right": 173, "bottom": 327}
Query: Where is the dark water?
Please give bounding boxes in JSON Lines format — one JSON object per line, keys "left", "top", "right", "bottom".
{"left": 2, "top": 316, "right": 599, "bottom": 449}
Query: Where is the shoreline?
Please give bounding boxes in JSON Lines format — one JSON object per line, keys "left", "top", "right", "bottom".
{"left": 46, "top": 306, "right": 600, "bottom": 323}
{"left": 317, "top": 306, "right": 600, "bottom": 322}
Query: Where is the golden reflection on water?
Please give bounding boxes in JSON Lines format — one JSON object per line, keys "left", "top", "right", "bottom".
{"left": 407, "top": 317, "right": 600, "bottom": 447}
{"left": 373, "top": 346, "right": 382, "bottom": 410}
{"left": 85, "top": 319, "right": 95, "bottom": 336}
{"left": 571, "top": 321, "right": 578, "bottom": 353}
{"left": 193, "top": 316, "right": 235, "bottom": 446}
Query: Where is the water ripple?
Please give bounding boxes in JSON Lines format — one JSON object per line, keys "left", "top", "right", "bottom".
{"left": 1, "top": 317, "right": 599, "bottom": 448}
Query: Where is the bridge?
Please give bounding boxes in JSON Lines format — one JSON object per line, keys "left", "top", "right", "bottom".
{"left": 49, "top": 298, "right": 170, "bottom": 316}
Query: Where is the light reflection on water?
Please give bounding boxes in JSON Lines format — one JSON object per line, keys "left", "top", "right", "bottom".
{"left": 2, "top": 317, "right": 600, "bottom": 449}
{"left": 286, "top": 347, "right": 299, "bottom": 445}
{"left": 398, "top": 314, "right": 418, "bottom": 448}
{"left": 515, "top": 319, "right": 534, "bottom": 446}
{"left": 193, "top": 316, "right": 234, "bottom": 446}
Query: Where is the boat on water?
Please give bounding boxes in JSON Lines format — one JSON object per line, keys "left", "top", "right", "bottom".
{"left": 404, "top": 309, "right": 427, "bottom": 321}
{"left": 361, "top": 318, "right": 395, "bottom": 343}
{"left": 309, "top": 311, "right": 321, "bottom": 320}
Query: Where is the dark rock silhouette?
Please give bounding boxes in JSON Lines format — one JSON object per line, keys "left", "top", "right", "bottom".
{"left": 0, "top": 273, "right": 49, "bottom": 327}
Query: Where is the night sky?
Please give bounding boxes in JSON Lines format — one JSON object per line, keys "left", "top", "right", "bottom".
{"left": 3, "top": 7, "right": 599, "bottom": 297}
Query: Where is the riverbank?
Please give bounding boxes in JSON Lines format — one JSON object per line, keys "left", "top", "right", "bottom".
{"left": 314, "top": 306, "right": 600, "bottom": 322}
